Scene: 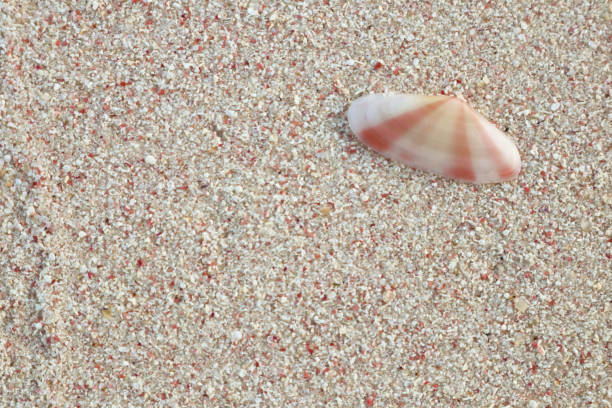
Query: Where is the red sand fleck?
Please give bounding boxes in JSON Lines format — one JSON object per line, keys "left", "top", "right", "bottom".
{"left": 305, "top": 342, "right": 315, "bottom": 355}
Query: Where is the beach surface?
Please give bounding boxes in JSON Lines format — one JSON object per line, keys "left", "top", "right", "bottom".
{"left": 1, "top": 1, "right": 610, "bottom": 406}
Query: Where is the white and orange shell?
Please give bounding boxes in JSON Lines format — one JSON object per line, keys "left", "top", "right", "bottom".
{"left": 347, "top": 94, "right": 521, "bottom": 183}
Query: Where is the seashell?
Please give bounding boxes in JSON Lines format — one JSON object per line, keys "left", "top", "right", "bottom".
{"left": 347, "top": 93, "right": 521, "bottom": 183}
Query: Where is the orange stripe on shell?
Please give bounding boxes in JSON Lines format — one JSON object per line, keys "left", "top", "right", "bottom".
{"left": 445, "top": 106, "right": 476, "bottom": 182}
{"left": 359, "top": 99, "right": 450, "bottom": 153}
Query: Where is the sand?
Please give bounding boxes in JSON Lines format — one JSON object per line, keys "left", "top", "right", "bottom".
{"left": 0, "top": 1, "right": 610, "bottom": 406}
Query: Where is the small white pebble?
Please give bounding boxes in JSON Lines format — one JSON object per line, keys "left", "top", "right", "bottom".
{"left": 145, "top": 155, "right": 156, "bottom": 165}
{"left": 551, "top": 102, "right": 560, "bottom": 111}
{"left": 231, "top": 330, "right": 243, "bottom": 341}
{"left": 514, "top": 296, "right": 530, "bottom": 313}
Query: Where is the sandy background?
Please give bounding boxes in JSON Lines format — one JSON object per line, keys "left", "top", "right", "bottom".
{"left": 1, "top": 1, "right": 610, "bottom": 407}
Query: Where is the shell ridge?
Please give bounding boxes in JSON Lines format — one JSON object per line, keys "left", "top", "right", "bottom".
{"left": 472, "top": 111, "right": 520, "bottom": 180}
{"left": 390, "top": 102, "right": 456, "bottom": 173}
{"left": 359, "top": 98, "right": 450, "bottom": 153}
{"left": 445, "top": 105, "right": 476, "bottom": 182}
{"left": 399, "top": 98, "right": 456, "bottom": 149}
